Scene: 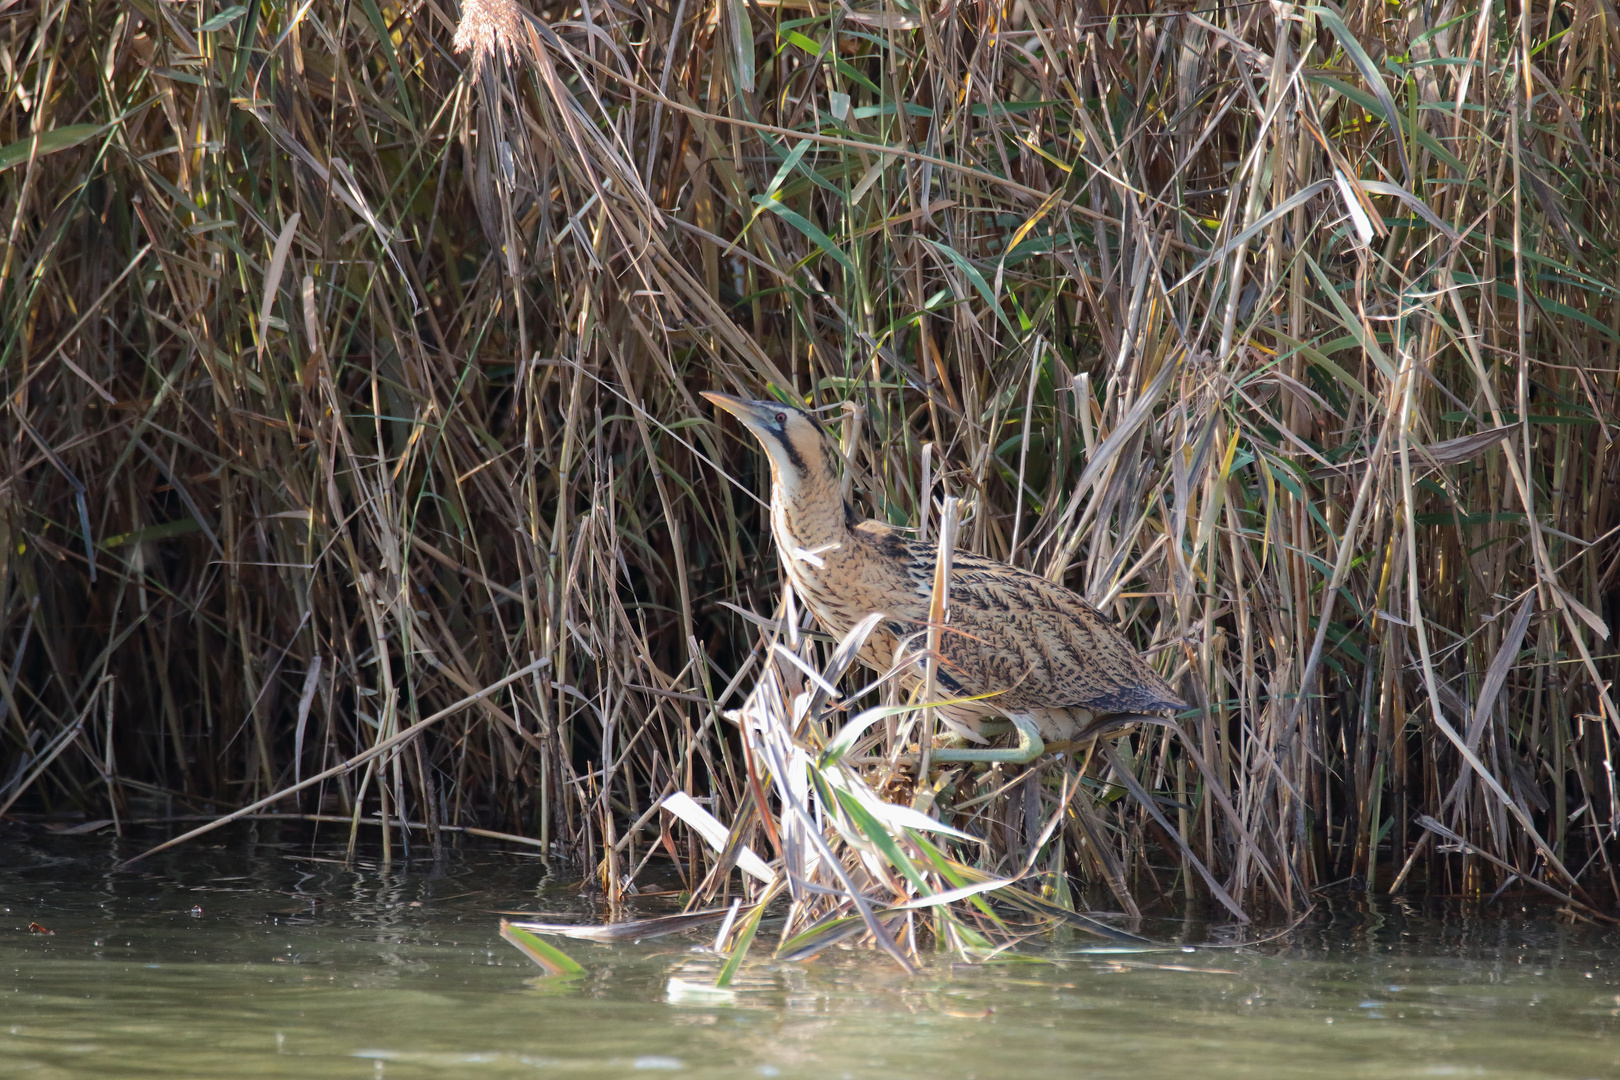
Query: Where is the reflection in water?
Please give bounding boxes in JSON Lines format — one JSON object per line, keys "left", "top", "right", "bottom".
{"left": 1, "top": 825, "right": 1616, "bottom": 1079}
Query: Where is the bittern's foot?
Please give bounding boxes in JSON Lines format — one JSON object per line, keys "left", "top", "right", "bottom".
{"left": 929, "top": 713, "right": 1045, "bottom": 765}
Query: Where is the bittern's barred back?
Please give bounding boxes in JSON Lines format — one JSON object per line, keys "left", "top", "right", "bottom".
{"left": 705, "top": 393, "right": 1185, "bottom": 762}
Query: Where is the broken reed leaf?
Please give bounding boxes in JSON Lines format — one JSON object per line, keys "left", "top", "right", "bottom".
{"left": 499, "top": 920, "right": 586, "bottom": 976}
{"left": 714, "top": 893, "right": 770, "bottom": 987}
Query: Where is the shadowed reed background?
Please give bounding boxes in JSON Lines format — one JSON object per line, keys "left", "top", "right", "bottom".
{"left": 2, "top": 0, "right": 1618, "bottom": 928}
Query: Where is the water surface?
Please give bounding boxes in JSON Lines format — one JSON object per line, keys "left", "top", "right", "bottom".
{"left": 3, "top": 826, "right": 1616, "bottom": 1079}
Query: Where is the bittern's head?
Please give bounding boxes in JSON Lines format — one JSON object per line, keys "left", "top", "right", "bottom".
{"left": 702, "top": 392, "right": 837, "bottom": 500}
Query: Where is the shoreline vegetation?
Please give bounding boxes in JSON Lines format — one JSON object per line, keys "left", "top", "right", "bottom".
{"left": 3, "top": 0, "right": 1618, "bottom": 959}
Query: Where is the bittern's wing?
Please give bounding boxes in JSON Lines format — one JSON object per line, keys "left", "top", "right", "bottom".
{"left": 910, "top": 547, "right": 1186, "bottom": 715}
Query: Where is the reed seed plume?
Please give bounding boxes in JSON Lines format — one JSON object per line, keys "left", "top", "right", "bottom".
{"left": 453, "top": 0, "right": 538, "bottom": 69}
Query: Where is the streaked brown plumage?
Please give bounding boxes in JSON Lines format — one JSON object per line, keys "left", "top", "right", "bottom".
{"left": 705, "top": 392, "right": 1186, "bottom": 762}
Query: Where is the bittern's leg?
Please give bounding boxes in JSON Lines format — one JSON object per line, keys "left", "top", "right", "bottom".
{"left": 930, "top": 713, "right": 1044, "bottom": 764}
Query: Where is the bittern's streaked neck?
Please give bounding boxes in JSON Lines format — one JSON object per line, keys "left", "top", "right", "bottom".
{"left": 702, "top": 392, "right": 848, "bottom": 554}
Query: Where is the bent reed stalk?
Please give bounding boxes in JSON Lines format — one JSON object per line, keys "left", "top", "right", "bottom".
{"left": 2, "top": 0, "right": 1618, "bottom": 941}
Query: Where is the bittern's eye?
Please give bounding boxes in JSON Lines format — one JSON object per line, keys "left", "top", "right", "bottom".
{"left": 774, "top": 411, "right": 787, "bottom": 424}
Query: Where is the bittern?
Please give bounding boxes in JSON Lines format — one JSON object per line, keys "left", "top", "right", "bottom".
{"left": 704, "top": 392, "right": 1185, "bottom": 764}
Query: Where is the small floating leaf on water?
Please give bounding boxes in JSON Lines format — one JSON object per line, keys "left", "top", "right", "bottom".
{"left": 502, "top": 907, "right": 744, "bottom": 942}
{"left": 666, "top": 977, "right": 737, "bottom": 1004}
{"left": 499, "top": 920, "right": 584, "bottom": 976}
{"left": 44, "top": 819, "right": 115, "bottom": 835}
{"left": 1103, "top": 959, "right": 1241, "bottom": 974}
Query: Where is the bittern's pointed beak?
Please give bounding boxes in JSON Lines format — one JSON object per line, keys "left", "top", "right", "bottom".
{"left": 701, "top": 392, "right": 784, "bottom": 439}
{"left": 701, "top": 391, "right": 765, "bottom": 424}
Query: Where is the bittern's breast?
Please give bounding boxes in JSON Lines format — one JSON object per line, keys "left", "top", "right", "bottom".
{"left": 778, "top": 538, "right": 905, "bottom": 673}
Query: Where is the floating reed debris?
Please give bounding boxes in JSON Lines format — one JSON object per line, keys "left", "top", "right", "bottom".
{"left": 1, "top": 0, "right": 1617, "bottom": 940}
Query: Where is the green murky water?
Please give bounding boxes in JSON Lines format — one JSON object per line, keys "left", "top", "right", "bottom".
{"left": 3, "top": 826, "right": 1617, "bottom": 1079}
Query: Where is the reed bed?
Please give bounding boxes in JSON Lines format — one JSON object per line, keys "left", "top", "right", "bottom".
{"left": 2, "top": 0, "right": 1618, "bottom": 940}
